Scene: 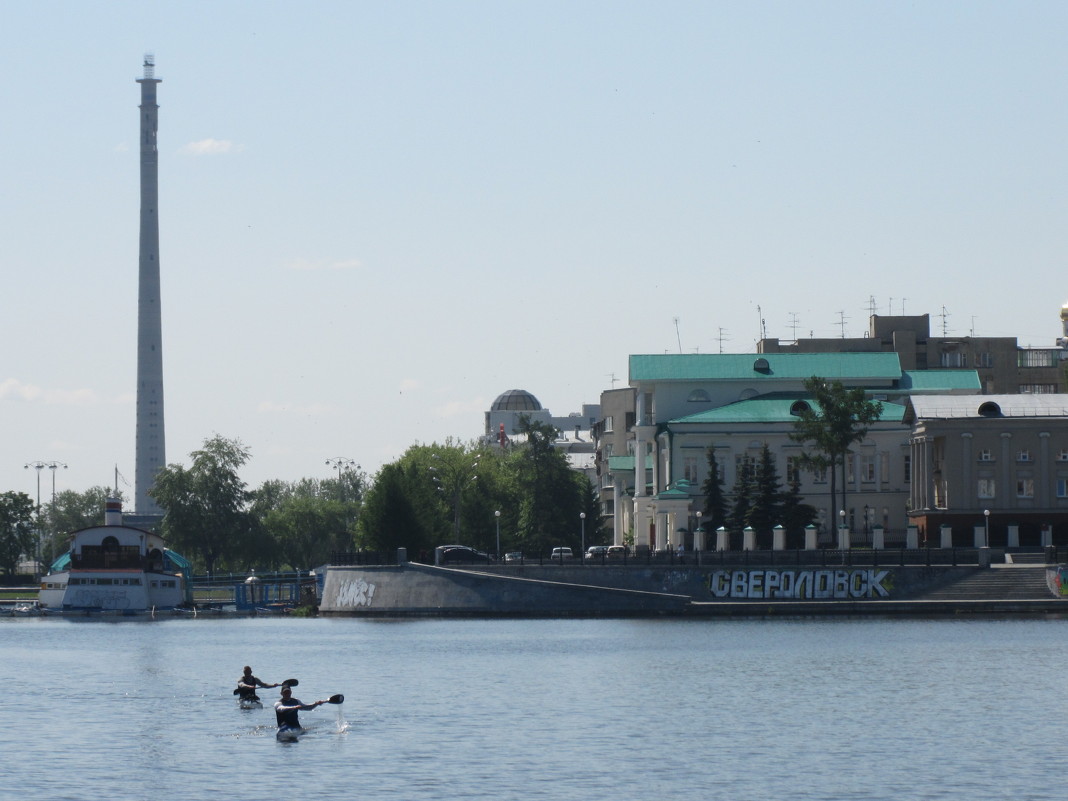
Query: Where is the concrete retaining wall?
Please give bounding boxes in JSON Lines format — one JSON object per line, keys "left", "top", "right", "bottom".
{"left": 320, "top": 563, "right": 690, "bottom": 616}
{"left": 320, "top": 562, "right": 986, "bottom": 616}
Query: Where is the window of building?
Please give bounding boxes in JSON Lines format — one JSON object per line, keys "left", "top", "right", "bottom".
{"left": 786, "top": 456, "right": 802, "bottom": 485}
{"left": 880, "top": 453, "right": 890, "bottom": 484}
{"left": 861, "top": 454, "right": 876, "bottom": 483}
{"left": 1057, "top": 479, "right": 1068, "bottom": 499}
{"left": 1018, "top": 449, "right": 1033, "bottom": 462}
{"left": 974, "top": 352, "right": 993, "bottom": 368}
{"left": 941, "top": 351, "right": 965, "bottom": 367}
{"left": 978, "top": 449, "right": 994, "bottom": 462}
{"left": 1016, "top": 477, "right": 1035, "bottom": 498}
{"left": 903, "top": 454, "right": 911, "bottom": 484}
{"left": 684, "top": 457, "right": 699, "bottom": 484}
{"left": 978, "top": 478, "right": 996, "bottom": 499}
{"left": 1058, "top": 449, "right": 1068, "bottom": 462}
{"left": 1019, "top": 384, "right": 1058, "bottom": 394}
{"left": 1018, "top": 350, "right": 1058, "bottom": 368}
{"left": 603, "top": 416, "right": 613, "bottom": 433}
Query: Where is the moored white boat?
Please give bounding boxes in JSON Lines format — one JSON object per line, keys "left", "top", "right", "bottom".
{"left": 38, "top": 499, "right": 192, "bottom": 614}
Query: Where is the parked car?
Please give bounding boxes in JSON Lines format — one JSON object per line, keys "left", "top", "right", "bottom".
{"left": 439, "top": 546, "right": 493, "bottom": 564}
{"left": 504, "top": 551, "right": 524, "bottom": 563}
{"left": 550, "top": 547, "right": 574, "bottom": 560}
{"left": 607, "top": 545, "right": 628, "bottom": 558}
{"left": 585, "top": 545, "right": 610, "bottom": 560}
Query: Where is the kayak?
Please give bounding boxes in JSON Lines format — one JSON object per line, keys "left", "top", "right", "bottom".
{"left": 239, "top": 697, "right": 262, "bottom": 709}
{"left": 276, "top": 725, "right": 304, "bottom": 742}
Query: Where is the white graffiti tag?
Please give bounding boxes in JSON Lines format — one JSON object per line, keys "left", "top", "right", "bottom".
{"left": 706, "top": 569, "right": 891, "bottom": 600}
{"left": 335, "top": 579, "right": 377, "bottom": 607}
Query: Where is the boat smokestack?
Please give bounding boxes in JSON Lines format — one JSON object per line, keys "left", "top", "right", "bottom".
{"left": 105, "top": 498, "right": 124, "bottom": 526}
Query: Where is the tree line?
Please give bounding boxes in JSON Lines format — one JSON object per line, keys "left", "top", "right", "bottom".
{"left": 0, "top": 376, "right": 879, "bottom": 576}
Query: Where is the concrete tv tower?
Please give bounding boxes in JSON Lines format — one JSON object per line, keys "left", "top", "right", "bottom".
{"left": 134, "top": 55, "right": 166, "bottom": 518}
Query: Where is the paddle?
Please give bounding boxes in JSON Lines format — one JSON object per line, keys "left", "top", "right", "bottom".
{"left": 326, "top": 694, "right": 344, "bottom": 704}
{"left": 234, "top": 678, "right": 297, "bottom": 694}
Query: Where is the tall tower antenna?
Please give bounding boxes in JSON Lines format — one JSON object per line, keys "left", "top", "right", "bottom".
{"left": 135, "top": 54, "right": 166, "bottom": 518}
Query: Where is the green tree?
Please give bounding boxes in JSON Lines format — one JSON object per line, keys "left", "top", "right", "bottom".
{"left": 512, "top": 416, "right": 585, "bottom": 556}
{"left": 747, "top": 444, "right": 782, "bottom": 542}
{"left": 0, "top": 492, "right": 36, "bottom": 576}
{"left": 357, "top": 461, "right": 438, "bottom": 557}
{"left": 728, "top": 455, "right": 754, "bottom": 538}
{"left": 150, "top": 435, "right": 255, "bottom": 575}
{"left": 790, "top": 377, "right": 883, "bottom": 535}
{"left": 701, "top": 447, "right": 728, "bottom": 533}
{"left": 252, "top": 478, "right": 354, "bottom": 570}
{"left": 43, "top": 486, "right": 118, "bottom": 565}
{"left": 780, "top": 475, "right": 817, "bottom": 543}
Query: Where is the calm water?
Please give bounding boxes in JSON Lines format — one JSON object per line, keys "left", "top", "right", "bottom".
{"left": 4, "top": 616, "right": 1067, "bottom": 800}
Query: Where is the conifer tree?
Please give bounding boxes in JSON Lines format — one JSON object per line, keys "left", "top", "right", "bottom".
{"left": 701, "top": 446, "right": 728, "bottom": 532}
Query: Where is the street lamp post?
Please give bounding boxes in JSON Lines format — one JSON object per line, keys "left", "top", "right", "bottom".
{"left": 495, "top": 510, "right": 501, "bottom": 560}
{"left": 580, "top": 512, "right": 586, "bottom": 563}
{"left": 325, "top": 457, "right": 357, "bottom": 500}
{"left": 984, "top": 509, "right": 990, "bottom": 548}
{"left": 25, "top": 460, "right": 67, "bottom": 573}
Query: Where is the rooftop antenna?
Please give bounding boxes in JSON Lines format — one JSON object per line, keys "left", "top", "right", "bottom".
{"left": 901, "top": 297, "right": 907, "bottom": 315}
{"left": 673, "top": 317, "right": 683, "bottom": 354}
{"left": 717, "top": 327, "right": 730, "bottom": 353}
{"left": 836, "top": 310, "right": 849, "bottom": 338}
{"left": 867, "top": 295, "right": 878, "bottom": 317}
{"left": 788, "top": 312, "right": 800, "bottom": 341}
{"left": 756, "top": 305, "right": 767, "bottom": 341}
{"left": 606, "top": 372, "right": 618, "bottom": 389}
{"left": 938, "top": 305, "right": 950, "bottom": 336}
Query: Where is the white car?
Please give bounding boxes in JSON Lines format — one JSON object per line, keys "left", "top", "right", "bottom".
{"left": 585, "top": 545, "right": 609, "bottom": 560}
{"left": 550, "top": 547, "right": 574, "bottom": 560}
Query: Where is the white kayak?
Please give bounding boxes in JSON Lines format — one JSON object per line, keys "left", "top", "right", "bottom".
{"left": 239, "top": 698, "right": 262, "bottom": 709}
{"left": 276, "top": 725, "right": 305, "bottom": 742}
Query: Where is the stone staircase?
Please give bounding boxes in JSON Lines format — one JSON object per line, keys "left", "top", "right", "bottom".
{"left": 917, "top": 565, "right": 1053, "bottom": 601}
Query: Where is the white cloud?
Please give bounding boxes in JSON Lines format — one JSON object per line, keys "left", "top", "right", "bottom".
{"left": 398, "top": 378, "right": 421, "bottom": 393}
{"left": 0, "top": 378, "right": 99, "bottom": 405}
{"left": 285, "top": 258, "right": 362, "bottom": 272}
{"left": 180, "top": 138, "right": 244, "bottom": 155}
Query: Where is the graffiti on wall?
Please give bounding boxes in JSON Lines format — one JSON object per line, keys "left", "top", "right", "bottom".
{"left": 335, "top": 578, "right": 376, "bottom": 607}
{"left": 705, "top": 569, "right": 892, "bottom": 600}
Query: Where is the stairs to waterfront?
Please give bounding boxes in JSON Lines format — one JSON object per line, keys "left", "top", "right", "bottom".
{"left": 918, "top": 565, "right": 1052, "bottom": 601}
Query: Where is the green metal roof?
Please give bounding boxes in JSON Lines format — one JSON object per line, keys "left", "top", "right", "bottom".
{"left": 669, "top": 394, "right": 906, "bottom": 425}
{"left": 608, "top": 454, "right": 653, "bottom": 472}
{"left": 629, "top": 352, "right": 902, "bottom": 382}
{"left": 898, "top": 370, "right": 981, "bottom": 391}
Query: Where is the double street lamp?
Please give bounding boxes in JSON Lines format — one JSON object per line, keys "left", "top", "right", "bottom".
{"left": 24, "top": 460, "right": 68, "bottom": 572}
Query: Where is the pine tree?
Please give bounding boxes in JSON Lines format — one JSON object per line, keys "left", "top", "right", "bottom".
{"left": 747, "top": 444, "right": 782, "bottom": 543}
{"left": 728, "top": 456, "right": 754, "bottom": 537}
{"left": 701, "top": 447, "right": 728, "bottom": 532}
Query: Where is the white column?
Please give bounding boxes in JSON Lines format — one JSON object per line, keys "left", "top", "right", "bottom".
{"left": 940, "top": 524, "right": 953, "bottom": 548}
{"left": 716, "top": 527, "right": 729, "bottom": 551}
{"left": 906, "top": 525, "right": 919, "bottom": 549}
{"left": 1007, "top": 525, "right": 1020, "bottom": 548}
{"left": 837, "top": 524, "right": 850, "bottom": 550}
{"left": 804, "top": 525, "right": 818, "bottom": 550}
{"left": 973, "top": 525, "right": 986, "bottom": 548}
{"left": 743, "top": 527, "right": 755, "bottom": 551}
{"left": 773, "top": 525, "right": 785, "bottom": 550}
{"left": 872, "top": 526, "right": 884, "bottom": 550}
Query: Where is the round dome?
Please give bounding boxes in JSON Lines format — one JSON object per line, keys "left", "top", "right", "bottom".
{"left": 491, "top": 389, "right": 543, "bottom": 412}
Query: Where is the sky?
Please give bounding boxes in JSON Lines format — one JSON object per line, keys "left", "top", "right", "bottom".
{"left": 3, "top": 1, "right": 1068, "bottom": 503}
